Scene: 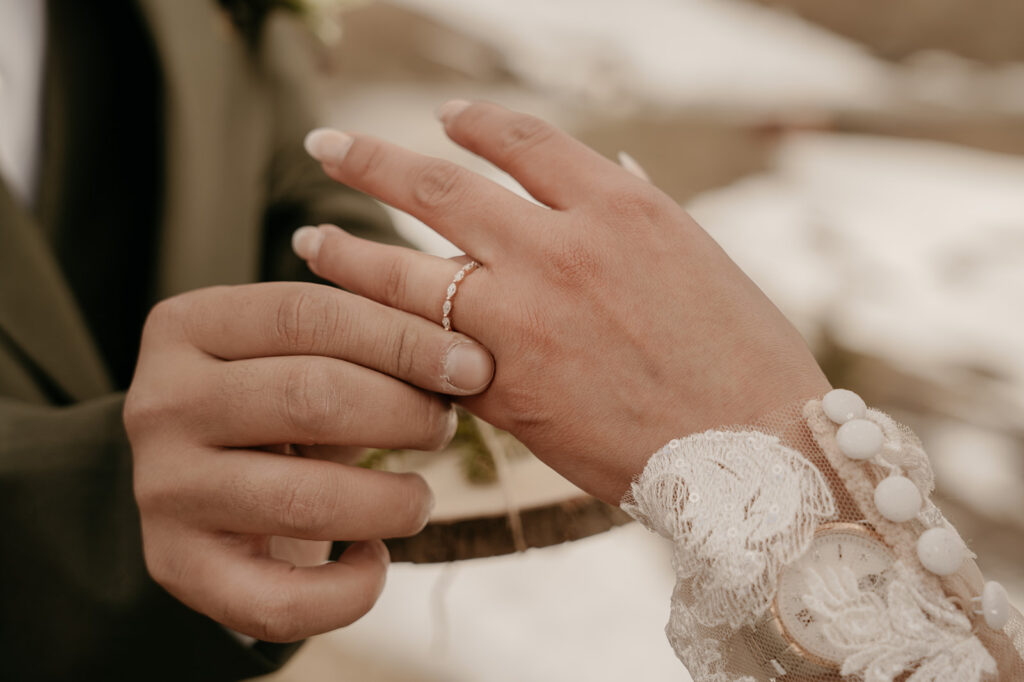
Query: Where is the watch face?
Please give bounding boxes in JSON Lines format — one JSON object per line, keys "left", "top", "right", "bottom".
{"left": 773, "top": 523, "right": 895, "bottom": 666}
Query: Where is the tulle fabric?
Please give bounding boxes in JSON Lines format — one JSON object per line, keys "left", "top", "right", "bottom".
{"left": 622, "top": 398, "right": 1024, "bottom": 681}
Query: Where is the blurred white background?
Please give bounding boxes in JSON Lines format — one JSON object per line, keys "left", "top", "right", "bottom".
{"left": 265, "top": 1, "right": 1024, "bottom": 679}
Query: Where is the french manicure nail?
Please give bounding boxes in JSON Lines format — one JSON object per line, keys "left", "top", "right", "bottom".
{"left": 618, "top": 151, "right": 651, "bottom": 182}
{"left": 303, "top": 128, "right": 354, "bottom": 165}
{"left": 291, "top": 225, "right": 325, "bottom": 261}
{"left": 442, "top": 341, "right": 494, "bottom": 393}
{"left": 436, "top": 99, "right": 471, "bottom": 125}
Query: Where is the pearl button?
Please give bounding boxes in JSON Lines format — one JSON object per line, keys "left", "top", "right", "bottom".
{"left": 822, "top": 388, "right": 867, "bottom": 424}
{"left": 980, "top": 581, "right": 1010, "bottom": 630}
{"left": 874, "top": 476, "right": 922, "bottom": 522}
{"left": 916, "top": 527, "right": 965, "bottom": 576}
{"left": 835, "top": 419, "right": 883, "bottom": 460}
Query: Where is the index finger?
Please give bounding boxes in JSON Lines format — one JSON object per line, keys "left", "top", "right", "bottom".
{"left": 150, "top": 282, "right": 493, "bottom": 397}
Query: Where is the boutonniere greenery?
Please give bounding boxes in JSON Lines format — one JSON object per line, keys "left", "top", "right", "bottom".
{"left": 217, "top": 0, "right": 367, "bottom": 43}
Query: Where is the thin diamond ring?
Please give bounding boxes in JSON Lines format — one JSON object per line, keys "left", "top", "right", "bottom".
{"left": 442, "top": 261, "right": 480, "bottom": 331}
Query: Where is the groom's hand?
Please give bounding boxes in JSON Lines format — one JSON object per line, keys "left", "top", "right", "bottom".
{"left": 124, "top": 281, "right": 493, "bottom": 642}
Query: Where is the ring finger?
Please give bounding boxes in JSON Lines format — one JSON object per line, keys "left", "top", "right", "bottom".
{"left": 298, "top": 224, "right": 482, "bottom": 332}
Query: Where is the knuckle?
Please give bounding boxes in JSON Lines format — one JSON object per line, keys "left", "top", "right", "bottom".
{"left": 133, "top": 468, "right": 169, "bottom": 515}
{"left": 544, "top": 234, "right": 602, "bottom": 288}
{"left": 498, "top": 115, "right": 555, "bottom": 162}
{"left": 123, "top": 385, "right": 185, "bottom": 443}
{"left": 122, "top": 388, "right": 158, "bottom": 438}
{"left": 349, "top": 139, "right": 386, "bottom": 179}
{"left": 223, "top": 469, "right": 263, "bottom": 519}
{"left": 279, "top": 361, "right": 338, "bottom": 443}
{"left": 148, "top": 293, "right": 188, "bottom": 324}
{"left": 180, "top": 286, "right": 232, "bottom": 344}
{"left": 143, "top": 293, "right": 191, "bottom": 339}
{"left": 125, "top": 368, "right": 202, "bottom": 443}
{"left": 138, "top": 523, "right": 188, "bottom": 595}
{"left": 601, "top": 184, "right": 671, "bottom": 223}
{"left": 379, "top": 256, "right": 411, "bottom": 308}
{"left": 273, "top": 288, "right": 342, "bottom": 354}
{"left": 384, "top": 322, "right": 420, "bottom": 380}
{"left": 278, "top": 475, "right": 334, "bottom": 537}
{"left": 411, "top": 161, "right": 463, "bottom": 210}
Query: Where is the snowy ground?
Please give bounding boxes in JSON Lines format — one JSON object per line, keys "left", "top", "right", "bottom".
{"left": 270, "top": 525, "right": 681, "bottom": 682}
{"left": 690, "top": 132, "right": 1024, "bottom": 408}
{"left": 388, "top": 0, "right": 891, "bottom": 112}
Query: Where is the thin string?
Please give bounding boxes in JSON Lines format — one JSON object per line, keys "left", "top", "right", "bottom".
{"left": 472, "top": 416, "right": 528, "bottom": 553}
{"left": 429, "top": 561, "right": 459, "bottom": 655}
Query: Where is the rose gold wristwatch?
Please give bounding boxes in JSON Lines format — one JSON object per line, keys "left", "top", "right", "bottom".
{"left": 745, "top": 522, "right": 896, "bottom": 678}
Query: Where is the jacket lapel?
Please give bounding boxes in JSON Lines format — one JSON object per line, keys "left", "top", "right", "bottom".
{"left": 0, "top": 181, "right": 112, "bottom": 401}
{"left": 137, "top": 0, "right": 271, "bottom": 298}
{"left": 0, "top": 0, "right": 272, "bottom": 402}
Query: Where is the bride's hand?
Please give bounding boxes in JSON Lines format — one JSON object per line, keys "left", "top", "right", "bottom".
{"left": 295, "top": 101, "right": 829, "bottom": 504}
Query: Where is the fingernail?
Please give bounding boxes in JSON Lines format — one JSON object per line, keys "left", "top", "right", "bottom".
{"left": 436, "top": 99, "right": 471, "bottom": 125}
{"left": 303, "top": 128, "right": 354, "bottom": 165}
{"left": 442, "top": 408, "right": 458, "bottom": 445}
{"left": 366, "top": 539, "right": 392, "bottom": 567}
{"left": 346, "top": 539, "right": 386, "bottom": 565}
{"left": 291, "top": 225, "right": 325, "bottom": 261}
{"left": 618, "top": 151, "right": 650, "bottom": 182}
{"left": 442, "top": 341, "right": 494, "bottom": 393}
{"left": 428, "top": 488, "right": 437, "bottom": 516}
{"left": 420, "top": 489, "right": 436, "bottom": 531}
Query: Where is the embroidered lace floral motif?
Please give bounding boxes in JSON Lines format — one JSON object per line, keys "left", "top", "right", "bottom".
{"left": 802, "top": 560, "right": 997, "bottom": 681}
{"left": 626, "top": 406, "right": 1023, "bottom": 681}
{"left": 624, "top": 430, "right": 836, "bottom": 630}
{"left": 665, "top": 594, "right": 756, "bottom": 682}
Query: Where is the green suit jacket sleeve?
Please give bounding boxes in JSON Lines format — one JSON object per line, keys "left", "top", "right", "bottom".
{"left": 0, "top": 3, "right": 401, "bottom": 680}
{"left": 0, "top": 394, "right": 303, "bottom": 681}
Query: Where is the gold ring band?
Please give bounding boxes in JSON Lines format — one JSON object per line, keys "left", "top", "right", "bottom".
{"left": 442, "top": 261, "right": 480, "bottom": 331}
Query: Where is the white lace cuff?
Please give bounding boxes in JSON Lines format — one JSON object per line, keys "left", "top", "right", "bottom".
{"left": 621, "top": 390, "right": 1024, "bottom": 681}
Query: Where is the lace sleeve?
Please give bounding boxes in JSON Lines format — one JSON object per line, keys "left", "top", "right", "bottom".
{"left": 621, "top": 390, "right": 1024, "bottom": 681}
